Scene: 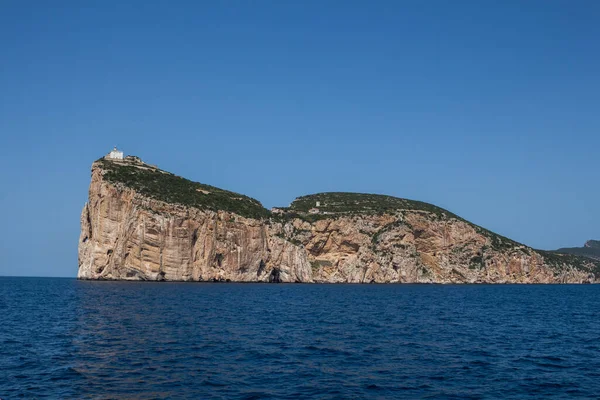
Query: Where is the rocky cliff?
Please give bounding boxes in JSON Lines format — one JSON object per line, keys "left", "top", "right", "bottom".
{"left": 78, "top": 158, "right": 600, "bottom": 283}
{"left": 585, "top": 240, "right": 600, "bottom": 249}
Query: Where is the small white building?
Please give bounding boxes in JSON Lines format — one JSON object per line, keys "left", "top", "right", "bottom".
{"left": 316, "top": 201, "right": 321, "bottom": 207}
{"left": 106, "top": 146, "right": 124, "bottom": 160}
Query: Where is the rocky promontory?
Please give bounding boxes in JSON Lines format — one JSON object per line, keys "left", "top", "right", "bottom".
{"left": 78, "top": 156, "right": 599, "bottom": 283}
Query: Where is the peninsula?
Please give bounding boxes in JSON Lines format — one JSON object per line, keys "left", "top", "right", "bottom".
{"left": 78, "top": 150, "right": 599, "bottom": 283}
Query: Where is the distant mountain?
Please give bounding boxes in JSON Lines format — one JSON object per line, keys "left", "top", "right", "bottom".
{"left": 585, "top": 240, "right": 600, "bottom": 249}
{"left": 556, "top": 240, "right": 600, "bottom": 261}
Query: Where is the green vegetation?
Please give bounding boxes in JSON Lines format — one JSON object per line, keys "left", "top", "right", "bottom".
{"left": 310, "top": 259, "right": 333, "bottom": 273}
{"left": 290, "top": 192, "right": 461, "bottom": 218}
{"left": 554, "top": 245, "right": 600, "bottom": 261}
{"left": 288, "top": 192, "right": 527, "bottom": 252}
{"left": 545, "top": 240, "right": 600, "bottom": 273}
{"left": 473, "top": 225, "right": 522, "bottom": 252}
{"left": 98, "top": 159, "right": 269, "bottom": 219}
{"left": 271, "top": 208, "right": 331, "bottom": 223}
{"left": 469, "top": 254, "right": 485, "bottom": 270}
{"left": 538, "top": 250, "right": 600, "bottom": 275}
{"left": 586, "top": 240, "right": 600, "bottom": 249}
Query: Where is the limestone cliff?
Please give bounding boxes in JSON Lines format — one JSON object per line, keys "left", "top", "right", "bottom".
{"left": 78, "top": 158, "right": 599, "bottom": 283}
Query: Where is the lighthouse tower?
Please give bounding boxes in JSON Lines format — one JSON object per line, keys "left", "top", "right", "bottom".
{"left": 106, "top": 146, "right": 124, "bottom": 160}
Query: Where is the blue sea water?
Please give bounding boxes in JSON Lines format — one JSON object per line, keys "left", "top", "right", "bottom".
{"left": 1, "top": 278, "right": 600, "bottom": 399}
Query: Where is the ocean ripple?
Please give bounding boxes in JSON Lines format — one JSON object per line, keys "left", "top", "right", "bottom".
{"left": 1, "top": 278, "right": 600, "bottom": 398}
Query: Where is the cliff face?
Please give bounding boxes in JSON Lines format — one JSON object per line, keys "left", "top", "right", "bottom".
{"left": 78, "top": 159, "right": 599, "bottom": 283}
{"left": 78, "top": 163, "right": 311, "bottom": 282}
{"left": 585, "top": 240, "right": 600, "bottom": 249}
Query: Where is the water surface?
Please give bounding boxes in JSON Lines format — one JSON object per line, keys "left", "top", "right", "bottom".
{"left": 2, "top": 278, "right": 600, "bottom": 398}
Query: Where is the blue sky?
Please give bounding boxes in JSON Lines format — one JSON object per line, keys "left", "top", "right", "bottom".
{"left": 1, "top": 1, "right": 598, "bottom": 277}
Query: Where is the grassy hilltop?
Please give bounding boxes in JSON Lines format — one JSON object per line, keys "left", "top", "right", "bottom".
{"left": 97, "top": 158, "right": 270, "bottom": 219}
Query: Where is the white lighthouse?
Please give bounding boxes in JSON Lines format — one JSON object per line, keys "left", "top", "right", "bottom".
{"left": 106, "top": 146, "right": 124, "bottom": 160}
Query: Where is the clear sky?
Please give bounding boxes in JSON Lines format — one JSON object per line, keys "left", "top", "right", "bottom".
{"left": 1, "top": 1, "right": 598, "bottom": 277}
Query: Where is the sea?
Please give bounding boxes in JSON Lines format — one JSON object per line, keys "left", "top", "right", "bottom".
{"left": 1, "top": 277, "right": 600, "bottom": 399}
